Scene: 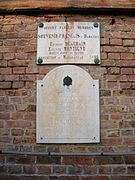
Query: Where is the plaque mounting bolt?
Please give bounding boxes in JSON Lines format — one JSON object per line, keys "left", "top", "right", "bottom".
{"left": 94, "top": 57, "right": 100, "bottom": 64}
{"left": 93, "top": 22, "right": 98, "bottom": 28}
{"left": 39, "top": 22, "right": 44, "bottom": 28}
{"left": 38, "top": 57, "right": 43, "bottom": 64}
{"left": 63, "top": 76, "right": 72, "bottom": 86}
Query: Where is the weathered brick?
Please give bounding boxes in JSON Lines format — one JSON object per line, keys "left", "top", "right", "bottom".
{"left": 121, "top": 53, "right": 134, "bottom": 59}
{"left": 68, "top": 166, "right": 82, "bottom": 174}
{"left": 113, "top": 166, "right": 126, "bottom": 174}
{"left": 121, "top": 68, "right": 133, "bottom": 75}
{"left": 123, "top": 39, "right": 134, "bottom": 46}
{"left": 0, "top": 68, "right": 12, "bottom": 75}
{"left": 108, "top": 67, "right": 120, "bottom": 74}
{"left": 83, "top": 165, "right": 97, "bottom": 174}
{"left": 63, "top": 156, "right": 94, "bottom": 165}
{"left": 23, "top": 165, "right": 35, "bottom": 174}
{"left": 53, "top": 166, "right": 66, "bottom": 174}
{"left": 13, "top": 67, "right": 25, "bottom": 74}
{"left": 4, "top": 40, "right": 16, "bottom": 46}
{"left": 38, "top": 165, "right": 51, "bottom": 174}
{"left": 109, "top": 177, "right": 135, "bottom": 180}
{"left": 12, "top": 82, "right": 24, "bottom": 88}
{"left": 8, "top": 60, "right": 29, "bottom": 67}
{"left": 7, "top": 155, "right": 36, "bottom": 164}
{"left": 99, "top": 165, "right": 111, "bottom": 174}
{"left": 111, "top": 114, "right": 122, "bottom": 120}
{"left": 0, "top": 82, "right": 11, "bottom": 89}
{"left": 13, "top": 137, "right": 36, "bottom": 144}
{"left": 107, "top": 130, "right": 120, "bottom": 137}
{"left": 110, "top": 39, "right": 122, "bottom": 45}
{"left": 0, "top": 112, "right": 10, "bottom": 120}
{"left": 49, "top": 176, "right": 79, "bottom": 180}
{"left": 6, "top": 121, "right": 32, "bottom": 128}
{"left": 81, "top": 176, "right": 108, "bottom": 180}
{"left": 120, "top": 82, "right": 131, "bottom": 90}
{"left": 37, "top": 156, "right": 61, "bottom": 165}
{"left": 2, "top": 25, "right": 14, "bottom": 32}
{"left": 8, "top": 165, "right": 22, "bottom": 174}
{"left": 11, "top": 129, "right": 24, "bottom": 136}
{"left": 127, "top": 166, "right": 135, "bottom": 174}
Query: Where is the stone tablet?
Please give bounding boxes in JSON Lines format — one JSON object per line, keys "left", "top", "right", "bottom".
{"left": 36, "top": 65, "right": 100, "bottom": 143}
{"left": 37, "top": 22, "right": 100, "bottom": 64}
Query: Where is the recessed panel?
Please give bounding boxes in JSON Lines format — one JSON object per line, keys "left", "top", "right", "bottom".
{"left": 37, "top": 22, "right": 100, "bottom": 64}
{"left": 36, "top": 65, "right": 100, "bottom": 143}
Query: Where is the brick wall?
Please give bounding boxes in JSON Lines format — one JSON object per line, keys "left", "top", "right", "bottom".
{"left": 0, "top": 14, "right": 135, "bottom": 179}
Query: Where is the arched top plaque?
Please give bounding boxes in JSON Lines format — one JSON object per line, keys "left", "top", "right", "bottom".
{"left": 37, "top": 65, "right": 100, "bottom": 143}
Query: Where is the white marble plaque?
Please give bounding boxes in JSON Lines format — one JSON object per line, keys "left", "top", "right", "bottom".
{"left": 36, "top": 65, "right": 100, "bottom": 143}
{"left": 37, "top": 22, "right": 100, "bottom": 64}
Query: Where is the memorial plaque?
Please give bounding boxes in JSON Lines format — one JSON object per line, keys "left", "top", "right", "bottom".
{"left": 37, "top": 22, "right": 100, "bottom": 64}
{"left": 37, "top": 65, "right": 100, "bottom": 143}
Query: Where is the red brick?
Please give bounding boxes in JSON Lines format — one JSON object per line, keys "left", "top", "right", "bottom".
{"left": 6, "top": 121, "right": 32, "bottom": 128}
{"left": 5, "top": 75, "right": 19, "bottom": 81}
{"left": 101, "top": 38, "right": 109, "bottom": 45}
{"left": 12, "top": 112, "right": 23, "bottom": 120}
{"left": 123, "top": 138, "right": 135, "bottom": 144}
{"left": 8, "top": 60, "right": 29, "bottom": 67}
{"left": 0, "top": 136, "right": 12, "bottom": 143}
{"left": 25, "top": 82, "right": 36, "bottom": 88}
{"left": 110, "top": 39, "right": 122, "bottom": 45}
{"left": 121, "top": 130, "right": 133, "bottom": 136}
{"left": 13, "top": 67, "right": 25, "bottom": 74}
{"left": 4, "top": 40, "right": 16, "bottom": 46}
{"left": 101, "top": 139, "right": 122, "bottom": 146}
{"left": 0, "top": 120, "right": 4, "bottom": 128}
{"left": 113, "top": 166, "right": 126, "bottom": 174}
{"left": 2, "top": 25, "right": 14, "bottom": 32}
{"left": 123, "top": 39, "right": 134, "bottom": 46}
{"left": 8, "top": 165, "right": 22, "bottom": 174}
{"left": 12, "top": 82, "right": 24, "bottom": 88}
{"left": 53, "top": 166, "right": 66, "bottom": 174}
{"left": 11, "top": 129, "right": 24, "bottom": 136}
{"left": 128, "top": 75, "right": 135, "bottom": 81}
{"left": 0, "top": 113, "right": 10, "bottom": 120}
{"left": 108, "top": 53, "right": 120, "bottom": 59}
{"left": 0, "top": 82, "right": 11, "bottom": 89}
{"left": 15, "top": 53, "right": 28, "bottom": 60}
{"left": 120, "top": 82, "right": 131, "bottom": 89}
{"left": 7, "top": 155, "right": 36, "bottom": 164}
{"left": 23, "top": 165, "right": 35, "bottom": 174}
{"left": 114, "top": 146, "right": 128, "bottom": 153}
{"left": 10, "top": 97, "right": 21, "bottom": 103}
{"left": 38, "top": 165, "right": 51, "bottom": 174}
{"left": 26, "top": 67, "right": 38, "bottom": 74}
{"left": 81, "top": 176, "right": 108, "bottom": 180}
{"left": 121, "top": 53, "right": 134, "bottom": 59}
{"left": 13, "top": 137, "right": 36, "bottom": 144}
{"left": 0, "top": 60, "right": 7, "bottom": 67}
{"left": 63, "top": 156, "right": 94, "bottom": 165}
{"left": 83, "top": 165, "right": 97, "bottom": 174}
{"left": 0, "top": 68, "right": 12, "bottom": 75}
{"left": 49, "top": 177, "right": 78, "bottom": 180}
{"left": 24, "top": 112, "right": 36, "bottom": 120}
{"left": 107, "top": 82, "right": 118, "bottom": 89}
{"left": 99, "top": 165, "right": 111, "bottom": 174}
{"left": 111, "top": 114, "right": 122, "bottom": 120}
{"left": 68, "top": 166, "right": 82, "bottom": 174}
{"left": 121, "top": 68, "right": 133, "bottom": 74}
{"left": 111, "top": 177, "right": 135, "bottom": 180}
{"left": 37, "top": 156, "right": 61, "bottom": 165}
